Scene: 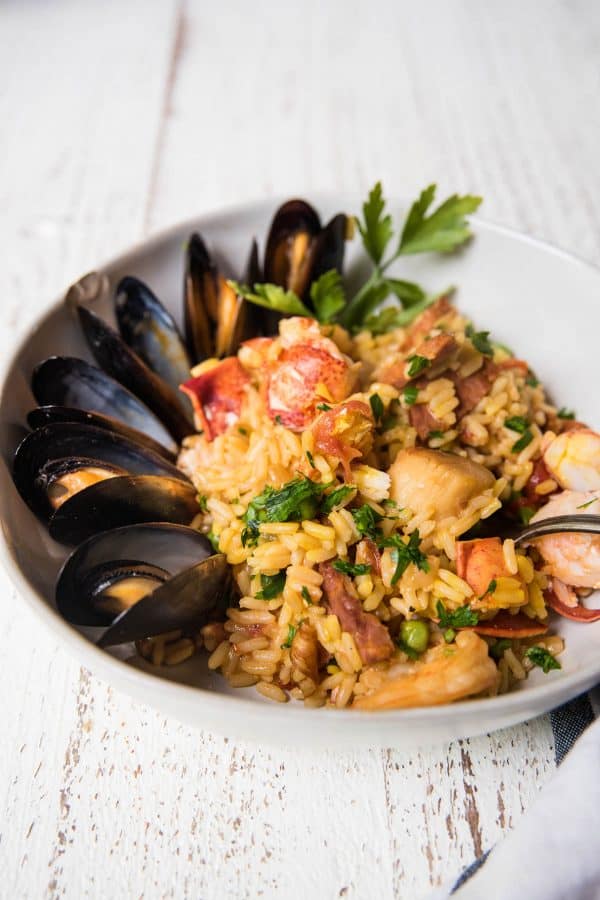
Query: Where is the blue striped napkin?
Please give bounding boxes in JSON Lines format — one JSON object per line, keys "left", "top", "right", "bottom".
{"left": 431, "top": 688, "right": 600, "bottom": 899}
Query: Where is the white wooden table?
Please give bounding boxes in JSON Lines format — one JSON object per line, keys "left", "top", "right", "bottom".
{"left": 2, "top": 2, "right": 599, "bottom": 897}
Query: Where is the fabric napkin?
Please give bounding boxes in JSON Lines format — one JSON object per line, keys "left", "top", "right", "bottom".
{"left": 430, "top": 688, "right": 600, "bottom": 900}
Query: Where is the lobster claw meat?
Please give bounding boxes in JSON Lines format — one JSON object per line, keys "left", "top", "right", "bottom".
{"left": 180, "top": 358, "right": 249, "bottom": 441}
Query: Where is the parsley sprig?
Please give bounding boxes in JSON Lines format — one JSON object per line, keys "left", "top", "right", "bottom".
{"left": 339, "top": 182, "right": 481, "bottom": 330}
{"left": 436, "top": 601, "right": 479, "bottom": 628}
{"left": 381, "top": 530, "right": 429, "bottom": 584}
{"left": 525, "top": 646, "right": 561, "bottom": 673}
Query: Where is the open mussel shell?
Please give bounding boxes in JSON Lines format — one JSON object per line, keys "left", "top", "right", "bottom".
{"left": 13, "top": 421, "right": 189, "bottom": 520}
{"left": 28, "top": 405, "right": 177, "bottom": 462}
{"left": 32, "top": 356, "right": 177, "bottom": 455}
{"left": 115, "top": 276, "right": 192, "bottom": 395}
{"left": 55, "top": 523, "right": 229, "bottom": 647}
{"left": 48, "top": 474, "right": 200, "bottom": 544}
{"left": 264, "top": 200, "right": 348, "bottom": 301}
{"left": 77, "top": 306, "right": 193, "bottom": 442}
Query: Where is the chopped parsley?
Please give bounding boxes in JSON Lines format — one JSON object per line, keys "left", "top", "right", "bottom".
{"left": 207, "top": 529, "right": 220, "bottom": 552}
{"left": 505, "top": 416, "right": 529, "bottom": 434}
{"left": 525, "top": 645, "right": 561, "bottom": 673}
{"left": 196, "top": 494, "right": 208, "bottom": 512}
{"left": 306, "top": 450, "right": 315, "bottom": 468}
{"left": 407, "top": 354, "right": 430, "bottom": 377}
{"left": 332, "top": 559, "right": 371, "bottom": 577}
{"left": 316, "top": 402, "right": 332, "bottom": 412}
{"left": 436, "top": 600, "right": 479, "bottom": 628}
{"left": 301, "top": 586, "right": 313, "bottom": 605}
{"left": 428, "top": 430, "right": 445, "bottom": 441}
{"left": 490, "top": 638, "right": 511, "bottom": 660}
{"left": 525, "top": 371, "right": 539, "bottom": 388}
{"left": 577, "top": 498, "right": 598, "bottom": 510}
{"left": 321, "top": 484, "right": 356, "bottom": 515}
{"left": 479, "top": 579, "right": 497, "bottom": 600}
{"left": 466, "top": 325, "right": 493, "bottom": 357}
{"left": 274, "top": 415, "right": 283, "bottom": 425}
{"left": 512, "top": 429, "right": 534, "bottom": 453}
{"left": 519, "top": 506, "right": 535, "bottom": 525}
{"left": 403, "top": 385, "right": 418, "bottom": 406}
{"left": 396, "top": 639, "right": 420, "bottom": 660}
{"left": 242, "top": 476, "right": 327, "bottom": 544}
{"left": 557, "top": 407, "right": 575, "bottom": 419}
{"left": 370, "top": 393, "right": 384, "bottom": 421}
{"left": 280, "top": 624, "right": 297, "bottom": 649}
{"left": 351, "top": 504, "right": 383, "bottom": 541}
{"left": 381, "top": 530, "right": 429, "bottom": 584}
{"left": 255, "top": 570, "right": 286, "bottom": 600}
{"left": 238, "top": 426, "right": 248, "bottom": 436}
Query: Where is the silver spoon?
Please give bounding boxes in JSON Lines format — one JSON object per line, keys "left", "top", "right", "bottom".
{"left": 513, "top": 514, "right": 600, "bottom": 546}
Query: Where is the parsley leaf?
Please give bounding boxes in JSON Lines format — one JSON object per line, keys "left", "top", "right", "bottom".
{"left": 505, "top": 416, "right": 529, "bottom": 434}
{"left": 525, "top": 371, "right": 539, "bottom": 387}
{"left": 351, "top": 504, "right": 383, "bottom": 541}
{"left": 274, "top": 415, "right": 283, "bottom": 425}
{"left": 407, "top": 354, "right": 430, "bottom": 377}
{"left": 306, "top": 450, "right": 315, "bottom": 468}
{"left": 207, "top": 529, "right": 220, "bottom": 552}
{"left": 436, "top": 600, "right": 479, "bottom": 628}
{"left": 228, "top": 280, "right": 311, "bottom": 316}
{"left": 525, "top": 645, "right": 561, "bottom": 673}
{"left": 519, "top": 506, "right": 535, "bottom": 525}
{"left": 281, "top": 624, "right": 297, "bottom": 649}
{"left": 428, "top": 430, "right": 445, "bottom": 441}
{"left": 301, "top": 586, "right": 313, "bottom": 605}
{"left": 479, "top": 579, "right": 497, "bottom": 600}
{"left": 385, "top": 278, "right": 427, "bottom": 306}
{"left": 396, "top": 640, "right": 420, "bottom": 660}
{"left": 357, "top": 181, "right": 393, "bottom": 265}
{"left": 361, "top": 295, "right": 434, "bottom": 335}
{"left": 512, "top": 429, "right": 533, "bottom": 453}
{"left": 196, "top": 494, "right": 208, "bottom": 512}
{"left": 243, "top": 477, "right": 327, "bottom": 536}
{"left": 316, "top": 402, "right": 332, "bottom": 412}
{"left": 320, "top": 484, "right": 356, "bottom": 515}
{"left": 490, "top": 638, "right": 511, "bottom": 660}
{"left": 332, "top": 560, "right": 371, "bottom": 577}
{"left": 309, "top": 269, "right": 346, "bottom": 322}
{"left": 380, "top": 530, "right": 429, "bottom": 584}
{"left": 557, "top": 407, "right": 575, "bottom": 419}
{"left": 370, "top": 393, "right": 384, "bottom": 421}
{"left": 466, "top": 324, "right": 494, "bottom": 357}
{"left": 403, "top": 385, "right": 418, "bottom": 406}
{"left": 255, "top": 570, "right": 286, "bottom": 600}
{"left": 398, "top": 185, "right": 482, "bottom": 256}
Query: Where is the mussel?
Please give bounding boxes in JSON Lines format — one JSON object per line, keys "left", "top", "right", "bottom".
{"left": 184, "top": 233, "right": 248, "bottom": 364}
{"left": 13, "top": 422, "right": 198, "bottom": 542}
{"left": 55, "top": 523, "right": 230, "bottom": 647}
{"left": 263, "top": 199, "right": 348, "bottom": 301}
{"left": 77, "top": 306, "right": 193, "bottom": 441}
{"left": 32, "top": 356, "right": 177, "bottom": 456}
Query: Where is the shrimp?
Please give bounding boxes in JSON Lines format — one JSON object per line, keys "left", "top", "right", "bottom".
{"left": 530, "top": 489, "right": 600, "bottom": 588}
{"left": 354, "top": 631, "right": 497, "bottom": 710}
{"left": 542, "top": 428, "right": 600, "bottom": 491}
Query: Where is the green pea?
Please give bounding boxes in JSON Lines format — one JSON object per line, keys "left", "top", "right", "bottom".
{"left": 400, "top": 619, "right": 429, "bottom": 653}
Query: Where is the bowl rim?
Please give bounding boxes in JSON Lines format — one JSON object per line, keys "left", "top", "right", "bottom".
{"left": 2, "top": 196, "right": 599, "bottom": 733}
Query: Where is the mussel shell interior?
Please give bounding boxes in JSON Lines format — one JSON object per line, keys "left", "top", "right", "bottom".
{"left": 78, "top": 560, "right": 171, "bottom": 625}
{"left": 32, "top": 356, "right": 177, "bottom": 453}
{"left": 77, "top": 306, "right": 193, "bottom": 442}
{"left": 27, "top": 405, "right": 177, "bottom": 463}
{"left": 115, "top": 276, "right": 192, "bottom": 395}
{"left": 56, "top": 523, "right": 216, "bottom": 629}
{"left": 40, "top": 456, "right": 126, "bottom": 516}
{"left": 48, "top": 474, "right": 200, "bottom": 544}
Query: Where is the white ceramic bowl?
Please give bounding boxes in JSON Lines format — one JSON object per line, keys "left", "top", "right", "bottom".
{"left": 1, "top": 196, "right": 598, "bottom": 749}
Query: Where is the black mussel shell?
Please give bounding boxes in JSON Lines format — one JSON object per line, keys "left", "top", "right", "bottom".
{"left": 56, "top": 523, "right": 228, "bottom": 646}
{"left": 13, "top": 421, "right": 189, "bottom": 520}
{"left": 184, "top": 233, "right": 218, "bottom": 362}
{"left": 37, "top": 456, "right": 128, "bottom": 520}
{"left": 32, "top": 356, "right": 177, "bottom": 454}
{"left": 48, "top": 474, "right": 200, "bottom": 544}
{"left": 28, "top": 406, "right": 177, "bottom": 463}
{"left": 77, "top": 306, "right": 193, "bottom": 441}
{"left": 184, "top": 233, "right": 251, "bottom": 363}
{"left": 264, "top": 200, "right": 348, "bottom": 303}
{"left": 115, "top": 276, "right": 192, "bottom": 396}
{"left": 264, "top": 199, "right": 322, "bottom": 298}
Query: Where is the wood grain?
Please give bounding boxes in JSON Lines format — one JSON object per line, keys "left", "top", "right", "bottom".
{"left": 1, "top": 0, "right": 599, "bottom": 897}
